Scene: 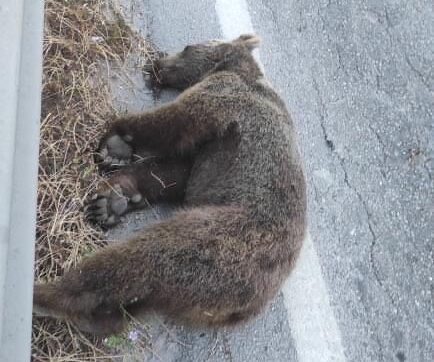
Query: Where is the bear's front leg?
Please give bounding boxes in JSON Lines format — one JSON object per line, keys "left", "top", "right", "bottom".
{"left": 96, "top": 102, "right": 190, "bottom": 168}
{"left": 97, "top": 92, "right": 235, "bottom": 168}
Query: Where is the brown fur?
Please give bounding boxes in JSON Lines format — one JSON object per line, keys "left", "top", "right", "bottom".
{"left": 33, "top": 34, "right": 307, "bottom": 335}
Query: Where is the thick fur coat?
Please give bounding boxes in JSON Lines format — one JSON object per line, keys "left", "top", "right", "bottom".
{"left": 33, "top": 34, "right": 307, "bottom": 335}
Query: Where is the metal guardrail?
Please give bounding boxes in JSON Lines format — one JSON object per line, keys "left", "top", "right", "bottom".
{"left": 0, "top": 0, "right": 44, "bottom": 360}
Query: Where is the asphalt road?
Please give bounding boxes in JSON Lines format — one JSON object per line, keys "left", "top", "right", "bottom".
{"left": 109, "top": 0, "right": 434, "bottom": 361}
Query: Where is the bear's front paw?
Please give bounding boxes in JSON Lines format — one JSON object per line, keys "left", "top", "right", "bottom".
{"left": 96, "top": 134, "right": 133, "bottom": 169}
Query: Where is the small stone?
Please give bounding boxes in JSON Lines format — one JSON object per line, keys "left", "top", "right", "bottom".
{"left": 128, "top": 330, "right": 139, "bottom": 342}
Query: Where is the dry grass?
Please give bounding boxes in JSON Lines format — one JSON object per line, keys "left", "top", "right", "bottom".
{"left": 33, "top": 0, "right": 155, "bottom": 360}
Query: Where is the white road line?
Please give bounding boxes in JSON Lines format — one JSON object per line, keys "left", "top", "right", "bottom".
{"left": 282, "top": 233, "right": 346, "bottom": 361}
{"left": 215, "top": 1, "right": 346, "bottom": 361}
{"left": 215, "top": 0, "right": 262, "bottom": 68}
{"left": 215, "top": 0, "right": 255, "bottom": 39}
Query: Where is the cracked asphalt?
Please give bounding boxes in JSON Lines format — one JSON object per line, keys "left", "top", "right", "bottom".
{"left": 251, "top": 1, "right": 433, "bottom": 360}
{"left": 109, "top": 0, "right": 433, "bottom": 360}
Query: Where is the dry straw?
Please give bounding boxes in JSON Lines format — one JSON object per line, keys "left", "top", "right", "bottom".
{"left": 33, "top": 0, "right": 155, "bottom": 360}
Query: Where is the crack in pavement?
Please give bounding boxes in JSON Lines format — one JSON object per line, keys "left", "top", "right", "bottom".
{"left": 222, "top": 335, "right": 234, "bottom": 362}
{"left": 383, "top": 7, "right": 432, "bottom": 93}
{"left": 367, "top": 124, "right": 388, "bottom": 180}
{"left": 312, "top": 78, "right": 335, "bottom": 152}
{"left": 403, "top": 53, "right": 432, "bottom": 92}
{"left": 311, "top": 77, "right": 397, "bottom": 310}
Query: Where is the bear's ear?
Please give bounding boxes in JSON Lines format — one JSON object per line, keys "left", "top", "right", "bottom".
{"left": 233, "top": 34, "right": 261, "bottom": 51}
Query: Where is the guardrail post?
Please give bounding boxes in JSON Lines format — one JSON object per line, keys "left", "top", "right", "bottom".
{"left": 0, "top": 0, "right": 44, "bottom": 360}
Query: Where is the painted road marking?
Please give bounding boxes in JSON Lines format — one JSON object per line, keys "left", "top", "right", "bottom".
{"left": 215, "top": 0, "right": 263, "bottom": 68}
{"left": 283, "top": 233, "right": 346, "bottom": 362}
{"left": 215, "top": 1, "right": 346, "bottom": 360}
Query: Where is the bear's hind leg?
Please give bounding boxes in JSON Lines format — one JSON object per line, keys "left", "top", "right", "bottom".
{"left": 34, "top": 205, "right": 280, "bottom": 334}
{"left": 85, "top": 158, "right": 192, "bottom": 227}
{"left": 33, "top": 282, "right": 125, "bottom": 335}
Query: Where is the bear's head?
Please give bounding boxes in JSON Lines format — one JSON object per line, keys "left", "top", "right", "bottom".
{"left": 149, "top": 34, "right": 261, "bottom": 89}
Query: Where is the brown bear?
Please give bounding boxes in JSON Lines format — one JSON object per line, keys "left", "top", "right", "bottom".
{"left": 33, "top": 34, "right": 307, "bottom": 335}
